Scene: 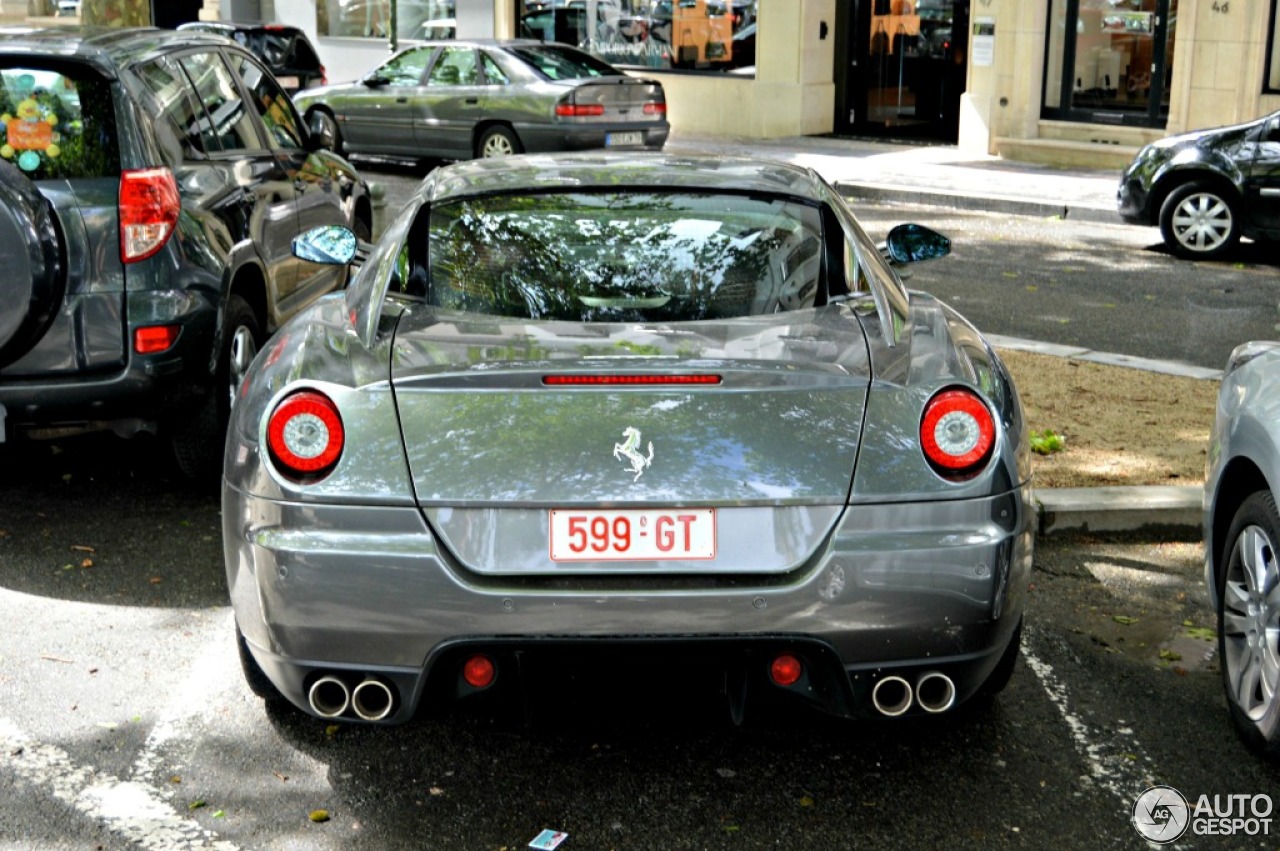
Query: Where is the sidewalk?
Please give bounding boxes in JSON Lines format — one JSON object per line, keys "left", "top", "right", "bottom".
{"left": 668, "top": 132, "right": 1202, "bottom": 541}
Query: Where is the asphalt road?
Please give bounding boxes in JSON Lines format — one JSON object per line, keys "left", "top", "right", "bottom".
{"left": 2, "top": 160, "right": 1279, "bottom": 849}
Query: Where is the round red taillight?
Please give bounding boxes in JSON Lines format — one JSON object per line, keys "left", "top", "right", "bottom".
{"left": 266, "top": 390, "right": 344, "bottom": 479}
{"left": 769, "top": 654, "right": 803, "bottom": 687}
{"left": 920, "top": 388, "right": 996, "bottom": 476}
{"left": 462, "top": 655, "right": 496, "bottom": 689}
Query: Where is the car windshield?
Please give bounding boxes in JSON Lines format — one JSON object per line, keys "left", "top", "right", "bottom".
{"left": 427, "top": 190, "right": 825, "bottom": 322}
{"left": 506, "top": 44, "right": 623, "bottom": 80}
{"left": 0, "top": 62, "right": 118, "bottom": 180}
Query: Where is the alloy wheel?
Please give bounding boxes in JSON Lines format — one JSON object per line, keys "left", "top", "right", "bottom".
{"left": 1222, "top": 523, "right": 1280, "bottom": 722}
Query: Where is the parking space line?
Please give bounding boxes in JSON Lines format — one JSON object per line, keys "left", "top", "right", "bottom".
{"left": 0, "top": 717, "right": 240, "bottom": 850}
{"left": 1022, "top": 627, "right": 1156, "bottom": 804}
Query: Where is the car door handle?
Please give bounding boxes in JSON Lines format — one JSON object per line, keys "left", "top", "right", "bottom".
{"left": 465, "top": 97, "right": 478, "bottom": 105}
{"left": 396, "top": 97, "right": 408, "bottom": 103}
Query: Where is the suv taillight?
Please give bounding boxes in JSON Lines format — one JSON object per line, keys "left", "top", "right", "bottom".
{"left": 119, "top": 167, "right": 179, "bottom": 264}
{"left": 320, "top": 64, "right": 328, "bottom": 86}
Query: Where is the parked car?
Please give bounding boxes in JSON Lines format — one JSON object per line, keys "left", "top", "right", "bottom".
{"left": 223, "top": 152, "right": 1035, "bottom": 726}
{"left": 0, "top": 27, "right": 371, "bottom": 478}
{"left": 1203, "top": 340, "right": 1280, "bottom": 756}
{"left": 292, "top": 39, "right": 668, "bottom": 162}
{"left": 1117, "top": 108, "right": 1280, "bottom": 259}
{"left": 177, "top": 21, "right": 327, "bottom": 94}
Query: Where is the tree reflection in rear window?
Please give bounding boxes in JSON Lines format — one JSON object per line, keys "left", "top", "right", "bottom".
{"left": 427, "top": 191, "right": 825, "bottom": 321}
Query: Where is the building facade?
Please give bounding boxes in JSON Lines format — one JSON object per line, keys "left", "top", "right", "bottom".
{"left": 163, "top": 1, "right": 1280, "bottom": 168}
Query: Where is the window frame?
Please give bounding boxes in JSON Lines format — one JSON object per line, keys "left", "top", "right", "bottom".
{"left": 1266, "top": 0, "right": 1280, "bottom": 94}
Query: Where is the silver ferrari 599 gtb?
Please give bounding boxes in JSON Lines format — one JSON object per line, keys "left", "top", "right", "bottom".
{"left": 222, "top": 152, "right": 1035, "bottom": 726}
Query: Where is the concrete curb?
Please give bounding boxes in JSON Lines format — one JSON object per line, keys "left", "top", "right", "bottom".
{"left": 1036, "top": 486, "right": 1202, "bottom": 538}
{"left": 834, "top": 181, "right": 1119, "bottom": 226}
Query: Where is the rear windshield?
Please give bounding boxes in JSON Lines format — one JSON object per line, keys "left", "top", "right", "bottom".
{"left": 0, "top": 62, "right": 119, "bottom": 180}
{"left": 507, "top": 44, "right": 623, "bottom": 80}
{"left": 428, "top": 191, "right": 825, "bottom": 322}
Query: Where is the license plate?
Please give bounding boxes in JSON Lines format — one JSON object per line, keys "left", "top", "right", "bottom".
{"left": 606, "top": 131, "right": 643, "bottom": 147}
{"left": 549, "top": 508, "right": 716, "bottom": 562}
{"left": 277, "top": 75, "right": 300, "bottom": 89}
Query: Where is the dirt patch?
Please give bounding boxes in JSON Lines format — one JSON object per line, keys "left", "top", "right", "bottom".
{"left": 998, "top": 349, "right": 1217, "bottom": 490}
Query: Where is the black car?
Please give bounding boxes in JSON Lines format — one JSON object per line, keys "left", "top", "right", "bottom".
{"left": 0, "top": 27, "right": 371, "bottom": 477}
{"left": 1117, "top": 109, "right": 1280, "bottom": 259}
{"left": 177, "top": 21, "right": 326, "bottom": 94}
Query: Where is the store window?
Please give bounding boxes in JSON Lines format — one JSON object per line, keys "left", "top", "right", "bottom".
{"left": 1042, "top": 0, "right": 1176, "bottom": 127}
{"left": 318, "top": 0, "right": 456, "bottom": 41}
{"left": 1267, "top": 0, "right": 1280, "bottom": 93}
{"left": 517, "top": 0, "right": 757, "bottom": 73}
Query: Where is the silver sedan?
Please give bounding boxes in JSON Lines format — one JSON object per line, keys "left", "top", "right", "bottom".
{"left": 292, "top": 39, "right": 668, "bottom": 161}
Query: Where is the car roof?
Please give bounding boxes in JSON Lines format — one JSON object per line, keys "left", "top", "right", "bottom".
{"left": 404, "top": 38, "right": 594, "bottom": 50}
{"left": 425, "top": 152, "right": 829, "bottom": 203}
{"left": 179, "top": 21, "right": 310, "bottom": 37}
{"left": 0, "top": 26, "right": 245, "bottom": 78}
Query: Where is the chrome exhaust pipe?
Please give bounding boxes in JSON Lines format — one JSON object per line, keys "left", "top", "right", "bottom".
{"left": 915, "top": 671, "right": 956, "bottom": 713}
{"left": 870, "top": 675, "right": 913, "bottom": 717}
{"left": 308, "top": 675, "right": 351, "bottom": 718}
{"left": 351, "top": 677, "right": 395, "bottom": 721}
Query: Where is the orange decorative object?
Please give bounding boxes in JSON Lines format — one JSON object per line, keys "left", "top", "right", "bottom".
{"left": 7, "top": 119, "right": 54, "bottom": 151}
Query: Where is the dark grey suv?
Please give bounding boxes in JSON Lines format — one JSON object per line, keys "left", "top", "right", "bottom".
{"left": 0, "top": 27, "right": 372, "bottom": 477}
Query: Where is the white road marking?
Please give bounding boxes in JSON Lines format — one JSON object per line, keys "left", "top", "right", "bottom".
{"left": 0, "top": 716, "right": 241, "bottom": 850}
{"left": 1022, "top": 627, "right": 1157, "bottom": 804}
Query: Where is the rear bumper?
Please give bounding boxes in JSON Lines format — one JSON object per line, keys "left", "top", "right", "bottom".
{"left": 224, "top": 485, "right": 1035, "bottom": 724}
{"left": 0, "top": 290, "right": 217, "bottom": 437}
{"left": 517, "top": 122, "right": 669, "bottom": 154}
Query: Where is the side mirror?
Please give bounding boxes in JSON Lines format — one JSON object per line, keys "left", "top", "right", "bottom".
{"left": 363, "top": 73, "right": 391, "bottom": 88}
{"left": 293, "top": 225, "right": 358, "bottom": 266}
{"left": 883, "top": 223, "right": 951, "bottom": 264}
{"left": 306, "top": 111, "right": 335, "bottom": 152}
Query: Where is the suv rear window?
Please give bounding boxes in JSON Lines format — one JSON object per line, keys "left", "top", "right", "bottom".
{"left": 0, "top": 62, "right": 119, "bottom": 180}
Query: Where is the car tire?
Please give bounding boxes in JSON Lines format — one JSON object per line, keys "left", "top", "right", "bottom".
{"left": 1158, "top": 180, "right": 1241, "bottom": 260}
{"left": 476, "top": 125, "right": 522, "bottom": 159}
{"left": 169, "top": 295, "right": 261, "bottom": 480}
{"left": 1217, "top": 491, "right": 1280, "bottom": 756}
{"left": 0, "top": 157, "right": 65, "bottom": 369}
{"left": 315, "top": 109, "right": 344, "bottom": 157}
{"left": 236, "top": 625, "right": 283, "bottom": 702}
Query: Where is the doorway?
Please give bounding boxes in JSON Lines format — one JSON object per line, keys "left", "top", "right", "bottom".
{"left": 834, "top": 0, "right": 969, "bottom": 142}
{"left": 1042, "top": 0, "right": 1177, "bottom": 127}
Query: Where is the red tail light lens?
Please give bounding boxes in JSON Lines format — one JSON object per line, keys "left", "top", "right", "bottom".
{"left": 770, "top": 654, "right": 803, "bottom": 687}
{"left": 920, "top": 388, "right": 996, "bottom": 477}
{"left": 119, "top": 167, "right": 179, "bottom": 264}
{"left": 133, "top": 325, "right": 180, "bottom": 354}
{"left": 555, "top": 102, "right": 605, "bottom": 117}
{"left": 266, "top": 390, "right": 345, "bottom": 479}
{"left": 319, "top": 64, "right": 328, "bottom": 86}
{"left": 462, "top": 655, "right": 496, "bottom": 689}
{"left": 643, "top": 102, "right": 667, "bottom": 115}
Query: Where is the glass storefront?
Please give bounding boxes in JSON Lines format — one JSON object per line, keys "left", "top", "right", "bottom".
{"left": 515, "top": 0, "right": 757, "bottom": 73}
{"left": 1043, "top": 0, "right": 1177, "bottom": 127}
{"left": 318, "top": 0, "right": 456, "bottom": 41}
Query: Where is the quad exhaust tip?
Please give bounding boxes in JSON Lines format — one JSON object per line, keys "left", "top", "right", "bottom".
{"left": 352, "top": 677, "right": 395, "bottom": 721}
{"left": 915, "top": 671, "right": 956, "bottom": 714}
{"left": 308, "top": 675, "right": 351, "bottom": 718}
{"left": 871, "top": 675, "right": 913, "bottom": 717}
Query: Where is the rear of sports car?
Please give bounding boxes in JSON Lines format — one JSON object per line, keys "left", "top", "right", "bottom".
{"left": 222, "top": 162, "right": 1033, "bottom": 725}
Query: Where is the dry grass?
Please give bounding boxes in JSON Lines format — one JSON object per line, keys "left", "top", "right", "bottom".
{"left": 998, "top": 349, "right": 1217, "bottom": 490}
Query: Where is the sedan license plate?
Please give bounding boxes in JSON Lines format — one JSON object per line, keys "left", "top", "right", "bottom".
{"left": 549, "top": 508, "right": 716, "bottom": 562}
{"left": 276, "top": 75, "right": 300, "bottom": 89}
{"left": 605, "top": 131, "right": 643, "bottom": 147}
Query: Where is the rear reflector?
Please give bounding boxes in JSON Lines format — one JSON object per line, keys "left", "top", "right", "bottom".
{"left": 462, "top": 655, "right": 496, "bottom": 689}
{"left": 133, "top": 325, "right": 180, "bottom": 354}
{"left": 770, "top": 654, "right": 803, "bottom": 687}
{"left": 543, "top": 374, "right": 722, "bottom": 386}
{"left": 920, "top": 387, "right": 996, "bottom": 477}
{"left": 119, "top": 167, "right": 180, "bottom": 264}
{"left": 266, "top": 390, "right": 345, "bottom": 479}
{"left": 555, "top": 102, "right": 605, "bottom": 117}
